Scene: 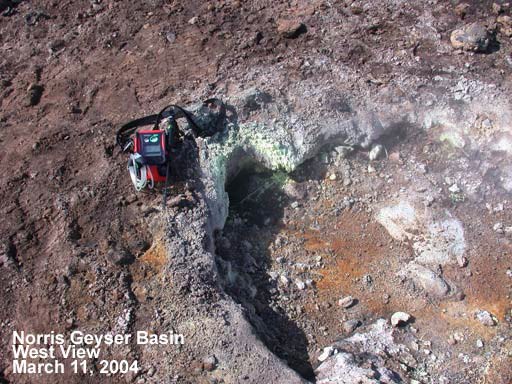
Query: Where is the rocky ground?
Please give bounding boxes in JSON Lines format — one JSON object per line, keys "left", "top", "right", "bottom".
{"left": 1, "top": 0, "right": 512, "bottom": 383}
{"left": 218, "top": 128, "right": 512, "bottom": 383}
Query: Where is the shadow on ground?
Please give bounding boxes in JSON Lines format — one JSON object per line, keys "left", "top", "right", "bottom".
{"left": 215, "top": 163, "right": 315, "bottom": 381}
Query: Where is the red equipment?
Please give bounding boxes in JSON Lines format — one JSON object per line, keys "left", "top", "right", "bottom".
{"left": 133, "top": 130, "right": 168, "bottom": 183}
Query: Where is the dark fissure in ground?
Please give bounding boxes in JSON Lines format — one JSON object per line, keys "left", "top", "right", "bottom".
{"left": 215, "top": 164, "right": 316, "bottom": 381}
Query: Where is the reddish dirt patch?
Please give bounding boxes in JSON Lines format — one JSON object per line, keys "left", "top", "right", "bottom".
{"left": 139, "top": 239, "right": 167, "bottom": 275}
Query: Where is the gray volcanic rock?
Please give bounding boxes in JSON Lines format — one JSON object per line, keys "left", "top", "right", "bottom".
{"left": 405, "top": 263, "right": 451, "bottom": 298}
{"left": 450, "top": 23, "right": 490, "bottom": 52}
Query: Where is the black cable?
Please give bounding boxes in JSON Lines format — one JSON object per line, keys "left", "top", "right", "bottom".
{"left": 116, "top": 114, "right": 159, "bottom": 150}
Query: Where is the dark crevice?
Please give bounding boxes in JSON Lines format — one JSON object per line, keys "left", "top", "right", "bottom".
{"left": 215, "top": 163, "right": 316, "bottom": 381}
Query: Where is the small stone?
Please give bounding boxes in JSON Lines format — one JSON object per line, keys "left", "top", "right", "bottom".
{"left": 454, "top": 3, "right": 470, "bottom": 19}
{"left": 190, "top": 360, "right": 203, "bottom": 374}
{"left": 493, "top": 2, "right": 502, "bottom": 14}
{"left": 166, "top": 32, "right": 176, "bottom": 43}
{"left": 280, "top": 275, "right": 289, "bottom": 286}
{"left": 329, "top": 173, "right": 337, "bottom": 181}
{"left": 476, "top": 339, "right": 484, "bottom": 348}
{"left": 493, "top": 203, "right": 504, "bottom": 212}
{"left": 455, "top": 291, "right": 466, "bottom": 301}
{"left": 318, "top": 346, "right": 334, "bottom": 362}
{"left": 107, "top": 249, "right": 135, "bottom": 266}
{"left": 369, "top": 144, "right": 384, "bottom": 161}
{"left": 147, "top": 366, "right": 156, "bottom": 377}
{"left": 405, "top": 263, "right": 450, "bottom": 298}
{"left": 47, "top": 39, "right": 65, "bottom": 53}
{"left": 494, "top": 222, "right": 504, "bottom": 234}
{"left": 497, "top": 15, "right": 512, "bottom": 37}
{"left": 450, "top": 23, "right": 490, "bottom": 52}
{"left": 350, "top": 5, "right": 363, "bottom": 14}
{"left": 457, "top": 254, "right": 468, "bottom": 267}
{"left": 0, "top": 240, "right": 15, "bottom": 268}
{"left": 125, "top": 194, "right": 137, "bottom": 204}
{"left": 449, "top": 184, "right": 460, "bottom": 193}
{"left": 26, "top": 83, "right": 44, "bottom": 106}
{"left": 338, "top": 296, "right": 355, "bottom": 308}
{"left": 453, "top": 335, "right": 465, "bottom": 345}
{"left": 65, "top": 318, "right": 74, "bottom": 330}
{"left": 283, "top": 182, "right": 306, "bottom": 200}
{"left": 276, "top": 19, "right": 307, "bottom": 38}
{"left": 295, "top": 280, "right": 306, "bottom": 290}
{"left": 188, "top": 16, "right": 198, "bottom": 25}
{"left": 342, "top": 319, "right": 360, "bottom": 334}
{"left": 388, "top": 152, "right": 400, "bottom": 162}
{"left": 391, "top": 311, "right": 411, "bottom": 327}
{"left": 475, "top": 310, "right": 497, "bottom": 326}
{"left": 291, "top": 201, "right": 299, "bottom": 209}
{"left": 424, "top": 195, "right": 435, "bottom": 206}
{"left": 202, "top": 356, "right": 217, "bottom": 371}
{"left": 334, "top": 146, "right": 353, "bottom": 158}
